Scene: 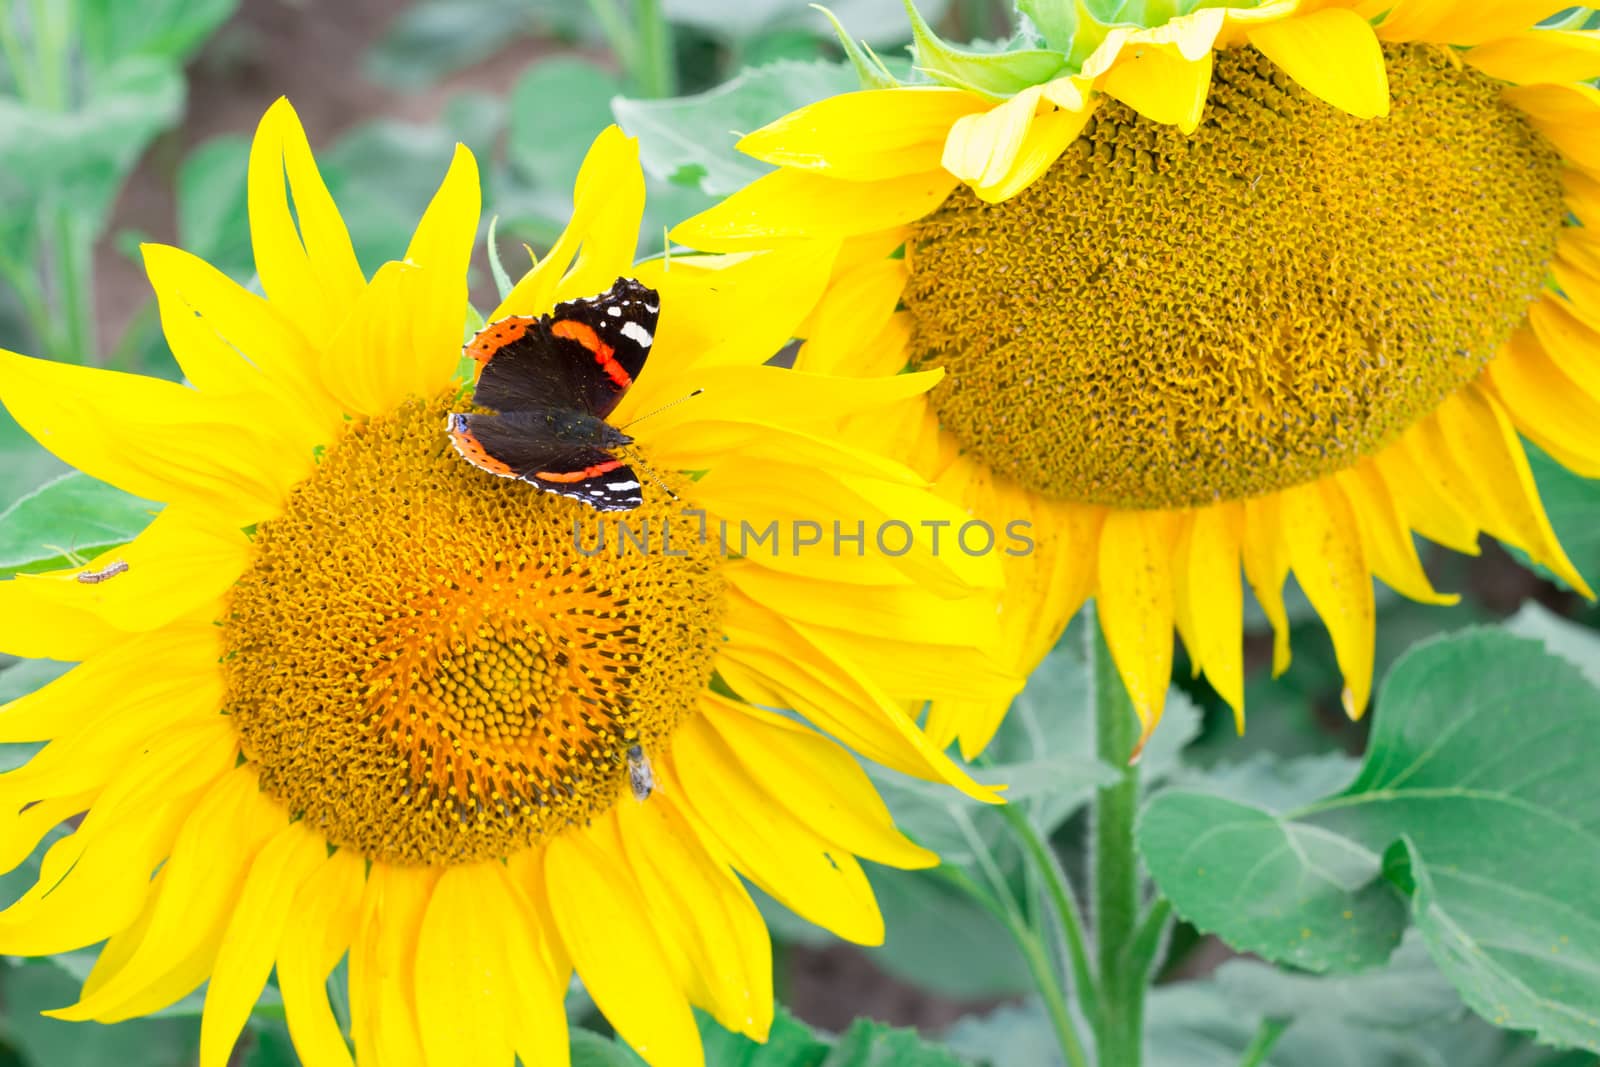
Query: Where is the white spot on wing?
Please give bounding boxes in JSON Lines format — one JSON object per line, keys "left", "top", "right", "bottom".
{"left": 607, "top": 480, "right": 641, "bottom": 491}
{"left": 607, "top": 306, "right": 622, "bottom": 316}
{"left": 620, "top": 321, "right": 653, "bottom": 348}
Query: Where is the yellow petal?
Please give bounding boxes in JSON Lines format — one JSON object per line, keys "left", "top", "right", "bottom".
{"left": 1096, "top": 510, "right": 1176, "bottom": 752}
{"left": 404, "top": 144, "right": 481, "bottom": 289}
{"left": 494, "top": 126, "right": 642, "bottom": 320}
{"left": 700, "top": 692, "right": 935, "bottom": 869}
{"left": 0, "top": 717, "right": 236, "bottom": 955}
{"left": 415, "top": 865, "right": 519, "bottom": 1066}
{"left": 691, "top": 464, "right": 1001, "bottom": 598}
{"left": 1501, "top": 82, "right": 1600, "bottom": 171}
{"left": 1281, "top": 480, "right": 1375, "bottom": 719}
{"left": 717, "top": 608, "right": 1001, "bottom": 804}
{"left": 1433, "top": 387, "right": 1593, "bottom": 597}
{"left": 1099, "top": 48, "right": 1213, "bottom": 134}
{"left": 1241, "top": 494, "right": 1293, "bottom": 676}
{"left": 50, "top": 768, "right": 281, "bottom": 1022}
{"left": 200, "top": 822, "right": 331, "bottom": 1067}
{"left": 1564, "top": 170, "right": 1600, "bottom": 229}
{"left": 1248, "top": 8, "right": 1389, "bottom": 119}
{"left": 666, "top": 727, "right": 887, "bottom": 945}
{"left": 1528, "top": 295, "right": 1600, "bottom": 399}
{"left": 496, "top": 864, "right": 571, "bottom": 1067}
{"left": 725, "top": 564, "right": 995, "bottom": 649}
{"left": 671, "top": 168, "right": 958, "bottom": 251}
{"left": 279, "top": 849, "right": 365, "bottom": 1067}
{"left": 349, "top": 865, "right": 436, "bottom": 1067}
{"left": 0, "top": 349, "right": 292, "bottom": 526}
{"left": 971, "top": 103, "right": 1097, "bottom": 203}
{"left": 793, "top": 257, "right": 908, "bottom": 374}
{"left": 0, "top": 508, "right": 247, "bottom": 652}
{"left": 322, "top": 260, "right": 460, "bottom": 417}
{"left": 739, "top": 87, "right": 986, "bottom": 180}
{"left": 0, "top": 570, "right": 125, "bottom": 661}
{"left": 1083, "top": 12, "right": 1226, "bottom": 134}
{"left": 546, "top": 827, "right": 702, "bottom": 1067}
{"left": 0, "top": 642, "right": 221, "bottom": 801}
{"left": 630, "top": 362, "right": 935, "bottom": 441}
{"left": 0, "top": 621, "right": 216, "bottom": 743}
{"left": 1487, "top": 326, "right": 1600, "bottom": 478}
{"left": 628, "top": 242, "right": 839, "bottom": 388}
{"left": 942, "top": 85, "right": 1047, "bottom": 189}
{"left": 248, "top": 98, "right": 365, "bottom": 342}
{"left": 1378, "top": 433, "right": 1484, "bottom": 554}
{"left": 1336, "top": 462, "right": 1458, "bottom": 605}
{"left": 1183, "top": 504, "right": 1246, "bottom": 726}
{"left": 142, "top": 243, "right": 338, "bottom": 437}
{"left": 615, "top": 794, "right": 774, "bottom": 1040}
{"left": 1468, "top": 29, "right": 1600, "bottom": 84}
{"left": 1376, "top": 0, "right": 1571, "bottom": 46}
{"left": 0, "top": 789, "right": 94, "bottom": 876}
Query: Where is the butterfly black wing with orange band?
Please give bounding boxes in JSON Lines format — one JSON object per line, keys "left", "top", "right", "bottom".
{"left": 447, "top": 277, "right": 658, "bottom": 512}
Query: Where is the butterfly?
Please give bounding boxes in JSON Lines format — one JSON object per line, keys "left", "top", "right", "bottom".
{"left": 447, "top": 277, "right": 658, "bottom": 511}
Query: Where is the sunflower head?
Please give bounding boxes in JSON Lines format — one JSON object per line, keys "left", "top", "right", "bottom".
{"left": 675, "top": 0, "right": 1600, "bottom": 752}
{"left": 0, "top": 97, "right": 1020, "bottom": 1067}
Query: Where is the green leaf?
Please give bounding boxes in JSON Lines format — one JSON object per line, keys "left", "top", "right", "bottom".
{"left": 570, "top": 1029, "right": 648, "bottom": 1067}
{"left": 0, "top": 57, "right": 184, "bottom": 239}
{"left": 0, "top": 658, "right": 70, "bottom": 703}
{"left": 821, "top": 1017, "right": 967, "bottom": 1065}
{"left": 0, "top": 473, "right": 159, "bottom": 577}
{"left": 508, "top": 57, "right": 624, "bottom": 193}
{"left": 662, "top": 0, "right": 951, "bottom": 44}
{"left": 242, "top": 1016, "right": 299, "bottom": 1067}
{"left": 79, "top": 0, "right": 238, "bottom": 66}
{"left": 614, "top": 60, "right": 860, "bottom": 198}
{"left": 865, "top": 865, "right": 1033, "bottom": 998}
{"left": 0, "top": 415, "right": 69, "bottom": 505}
{"left": 177, "top": 134, "right": 252, "bottom": 280}
{"left": 698, "top": 1008, "right": 827, "bottom": 1065}
{"left": 363, "top": 0, "right": 558, "bottom": 90}
{"left": 569, "top": 1009, "right": 959, "bottom": 1066}
{"left": 1141, "top": 629, "right": 1600, "bottom": 1051}
{"left": 0, "top": 960, "right": 200, "bottom": 1067}
{"left": 1504, "top": 602, "right": 1600, "bottom": 690}
{"left": 322, "top": 104, "right": 498, "bottom": 275}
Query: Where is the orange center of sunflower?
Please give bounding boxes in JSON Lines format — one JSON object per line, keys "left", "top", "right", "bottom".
{"left": 905, "top": 43, "right": 1564, "bottom": 508}
{"left": 222, "top": 393, "right": 723, "bottom": 866}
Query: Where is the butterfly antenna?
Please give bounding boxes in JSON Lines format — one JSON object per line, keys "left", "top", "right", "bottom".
{"left": 620, "top": 388, "right": 704, "bottom": 431}
{"left": 620, "top": 445, "right": 679, "bottom": 502}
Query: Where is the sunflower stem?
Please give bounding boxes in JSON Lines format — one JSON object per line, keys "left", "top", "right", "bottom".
{"left": 631, "top": 0, "right": 676, "bottom": 98}
{"left": 1090, "top": 603, "right": 1144, "bottom": 1066}
{"left": 932, "top": 865, "right": 1092, "bottom": 1067}
{"left": 997, "top": 802, "right": 1101, "bottom": 1032}
{"left": 1238, "top": 1017, "right": 1290, "bottom": 1067}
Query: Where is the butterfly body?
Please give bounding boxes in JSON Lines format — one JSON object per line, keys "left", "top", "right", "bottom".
{"left": 447, "top": 277, "right": 658, "bottom": 511}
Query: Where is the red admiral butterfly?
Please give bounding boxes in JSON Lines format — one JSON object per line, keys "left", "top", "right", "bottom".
{"left": 447, "top": 277, "right": 658, "bottom": 512}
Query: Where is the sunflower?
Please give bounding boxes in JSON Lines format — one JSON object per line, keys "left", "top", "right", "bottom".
{"left": 0, "top": 99, "right": 1017, "bottom": 1067}
{"left": 673, "top": 0, "right": 1600, "bottom": 756}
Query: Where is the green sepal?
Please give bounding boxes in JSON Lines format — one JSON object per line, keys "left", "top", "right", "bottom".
{"left": 904, "top": 0, "right": 1068, "bottom": 99}
{"left": 1014, "top": 0, "right": 1079, "bottom": 51}
{"left": 813, "top": 4, "right": 900, "bottom": 90}
{"left": 485, "top": 215, "right": 513, "bottom": 302}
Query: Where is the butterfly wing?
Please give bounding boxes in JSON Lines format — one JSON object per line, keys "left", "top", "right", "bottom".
{"left": 446, "top": 412, "right": 643, "bottom": 511}
{"left": 547, "top": 277, "right": 659, "bottom": 418}
{"left": 468, "top": 278, "right": 659, "bottom": 420}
